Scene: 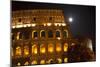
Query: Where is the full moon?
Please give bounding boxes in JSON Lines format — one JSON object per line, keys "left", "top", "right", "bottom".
{"left": 69, "top": 17, "right": 73, "bottom": 22}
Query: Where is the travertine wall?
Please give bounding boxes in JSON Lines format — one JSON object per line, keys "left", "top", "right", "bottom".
{"left": 11, "top": 9, "right": 74, "bottom": 66}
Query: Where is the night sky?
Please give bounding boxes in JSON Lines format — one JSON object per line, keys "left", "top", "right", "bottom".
{"left": 12, "top": 1, "right": 96, "bottom": 39}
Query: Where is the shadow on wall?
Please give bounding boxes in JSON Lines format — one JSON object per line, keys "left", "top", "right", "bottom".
{"left": 68, "top": 38, "right": 96, "bottom": 63}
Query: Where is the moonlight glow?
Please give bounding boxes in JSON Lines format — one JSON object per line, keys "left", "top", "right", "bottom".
{"left": 69, "top": 17, "right": 73, "bottom": 22}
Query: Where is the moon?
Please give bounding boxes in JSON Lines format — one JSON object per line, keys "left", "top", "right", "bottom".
{"left": 69, "top": 17, "right": 73, "bottom": 22}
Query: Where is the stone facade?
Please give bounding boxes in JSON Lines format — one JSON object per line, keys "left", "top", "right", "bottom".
{"left": 11, "top": 9, "right": 77, "bottom": 66}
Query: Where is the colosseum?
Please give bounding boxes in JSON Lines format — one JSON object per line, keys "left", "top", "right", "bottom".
{"left": 11, "top": 9, "right": 78, "bottom": 66}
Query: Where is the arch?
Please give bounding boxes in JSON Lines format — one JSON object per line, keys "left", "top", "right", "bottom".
{"left": 48, "top": 43, "right": 54, "bottom": 53}
{"left": 48, "top": 59, "right": 54, "bottom": 64}
{"left": 57, "top": 58, "right": 62, "bottom": 63}
{"left": 64, "top": 58, "right": 68, "bottom": 63}
{"left": 63, "top": 30, "right": 68, "bottom": 38}
{"left": 32, "top": 44, "right": 37, "bottom": 54}
{"left": 40, "top": 30, "right": 45, "bottom": 38}
{"left": 40, "top": 44, "right": 46, "bottom": 54}
{"left": 24, "top": 61, "right": 29, "bottom": 65}
{"left": 40, "top": 60, "right": 45, "bottom": 64}
{"left": 16, "top": 32, "right": 23, "bottom": 40}
{"left": 16, "top": 32, "right": 20, "bottom": 40}
{"left": 48, "top": 30, "right": 53, "bottom": 38}
{"left": 31, "top": 60, "right": 37, "bottom": 65}
{"left": 24, "top": 46, "right": 29, "bottom": 55}
{"left": 15, "top": 46, "right": 21, "bottom": 56}
{"left": 32, "top": 31, "right": 38, "bottom": 38}
{"left": 17, "top": 62, "right": 21, "bottom": 66}
{"left": 56, "top": 43, "right": 62, "bottom": 52}
{"left": 56, "top": 30, "right": 61, "bottom": 37}
{"left": 23, "top": 31, "right": 30, "bottom": 39}
{"left": 64, "top": 43, "right": 68, "bottom": 52}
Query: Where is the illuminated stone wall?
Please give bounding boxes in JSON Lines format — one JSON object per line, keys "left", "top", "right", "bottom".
{"left": 11, "top": 9, "right": 74, "bottom": 66}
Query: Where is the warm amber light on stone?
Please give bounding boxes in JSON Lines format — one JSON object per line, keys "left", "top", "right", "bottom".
{"left": 12, "top": 26, "right": 15, "bottom": 28}
{"left": 47, "top": 59, "right": 53, "bottom": 64}
{"left": 40, "top": 47, "right": 46, "bottom": 53}
{"left": 49, "top": 47, "right": 53, "bottom": 53}
{"left": 40, "top": 44, "right": 46, "bottom": 53}
{"left": 64, "top": 58, "right": 68, "bottom": 63}
{"left": 48, "top": 44, "right": 54, "bottom": 53}
{"left": 56, "top": 43, "right": 61, "bottom": 52}
{"left": 16, "top": 25, "right": 23, "bottom": 28}
{"left": 56, "top": 47, "right": 61, "bottom": 52}
{"left": 57, "top": 37, "right": 61, "bottom": 40}
{"left": 24, "top": 51, "right": 29, "bottom": 55}
{"left": 64, "top": 43, "right": 68, "bottom": 52}
{"left": 62, "top": 23, "right": 66, "bottom": 26}
{"left": 31, "top": 24, "right": 36, "bottom": 27}
{"left": 16, "top": 32, "right": 20, "bottom": 40}
{"left": 12, "top": 9, "right": 72, "bottom": 65}
{"left": 31, "top": 60, "right": 37, "bottom": 65}
{"left": 16, "top": 46, "right": 21, "bottom": 56}
{"left": 24, "top": 46, "right": 29, "bottom": 55}
{"left": 43, "top": 23, "right": 46, "bottom": 26}
{"left": 57, "top": 58, "right": 62, "bottom": 63}
{"left": 34, "top": 49, "right": 37, "bottom": 54}
{"left": 40, "top": 60, "right": 45, "bottom": 64}
{"left": 24, "top": 61, "right": 29, "bottom": 65}
{"left": 17, "top": 62, "right": 21, "bottom": 66}
{"left": 47, "top": 23, "right": 52, "bottom": 26}
{"left": 32, "top": 45, "right": 38, "bottom": 54}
